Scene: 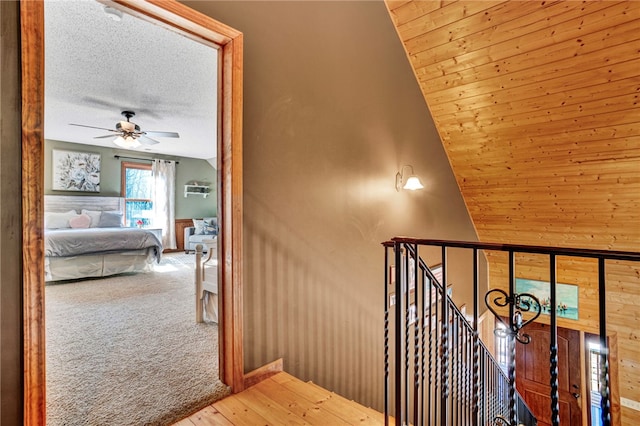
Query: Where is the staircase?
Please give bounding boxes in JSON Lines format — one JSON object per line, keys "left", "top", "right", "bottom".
{"left": 176, "top": 238, "right": 639, "bottom": 426}
{"left": 383, "top": 238, "right": 640, "bottom": 426}
{"left": 174, "top": 371, "right": 392, "bottom": 425}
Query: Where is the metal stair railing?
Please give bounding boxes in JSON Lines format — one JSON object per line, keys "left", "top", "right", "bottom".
{"left": 383, "top": 238, "right": 640, "bottom": 426}
{"left": 383, "top": 241, "right": 535, "bottom": 426}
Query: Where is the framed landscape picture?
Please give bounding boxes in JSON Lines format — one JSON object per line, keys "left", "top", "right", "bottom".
{"left": 516, "top": 278, "right": 579, "bottom": 320}
{"left": 52, "top": 150, "right": 101, "bottom": 192}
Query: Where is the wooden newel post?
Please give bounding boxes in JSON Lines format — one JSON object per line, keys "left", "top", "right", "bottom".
{"left": 195, "top": 244, "right": 203, "bottom": 322}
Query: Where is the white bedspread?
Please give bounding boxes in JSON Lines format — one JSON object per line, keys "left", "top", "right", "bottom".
{"left": 45, "top": 227, "right": 162, "bottom": 262}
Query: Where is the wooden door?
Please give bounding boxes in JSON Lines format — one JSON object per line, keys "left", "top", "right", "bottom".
{"left": 515, "top": 322, "right": 582, "bottom": 426}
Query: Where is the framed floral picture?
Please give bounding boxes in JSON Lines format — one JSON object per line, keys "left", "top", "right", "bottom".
{"left": 52, "top": 150, "right": 101, "bottom": 192}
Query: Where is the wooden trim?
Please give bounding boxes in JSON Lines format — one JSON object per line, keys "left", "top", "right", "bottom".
{"left": 120, "top": 161, "right": 152, "bottom": 196}
{"left": 21, "top": 2, "right": 45, "bottom": 424}
{"left": 21, "top": 1, "right": 244, "bottom": 424}
{"left": 174, "top": 218, "right": 194, "bottom": 252}
{"left": 609, "top": 333, "right": 621, "bottom": 426}
{"left": 243, "top": 358, "right": 285, "bottom": 389}
{"left": 111, "top": 0, "right": 241, "bottom": 47}
{"left": 580, "top": 331, "right": 588, "bottom": 426}
{"left": 120, "top": 161, "right": 153, "bottom": 226}
{"left": 220, "top": 30, "right": 245, "bottom": 392}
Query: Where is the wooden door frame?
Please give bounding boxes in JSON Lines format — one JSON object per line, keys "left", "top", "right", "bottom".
{"left": 20, "top": 1, "right": 244, "bottom": 424}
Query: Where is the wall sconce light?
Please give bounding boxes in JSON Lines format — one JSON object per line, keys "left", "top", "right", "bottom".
{"left": 395, "top": 165, "right": 424, "bottom": 191}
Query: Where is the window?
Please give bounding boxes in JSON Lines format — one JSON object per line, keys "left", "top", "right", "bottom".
{"left": 121, "top": 162, "right": 153, "bottom": 227}
{"left": 495, "top": 321, "right": 509, "bottom": 374}
{"left": 587, "top": 340, "right": 604, "bottom": 426}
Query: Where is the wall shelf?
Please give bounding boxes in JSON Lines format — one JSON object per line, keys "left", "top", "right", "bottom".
{"left": 184, "top": 184, "right": 210, "bottom": 198}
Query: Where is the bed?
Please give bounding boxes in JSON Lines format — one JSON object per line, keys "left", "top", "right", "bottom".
{"left": 44, "top": 195, "right": 163, "bottom": 282}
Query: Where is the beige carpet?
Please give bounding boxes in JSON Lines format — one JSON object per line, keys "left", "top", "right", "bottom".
{"left": 45, "top": 253, "right": 229, "bottom": 426}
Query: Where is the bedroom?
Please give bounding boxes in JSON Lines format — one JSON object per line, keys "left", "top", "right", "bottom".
{"left": 10, "top": 1, "right": 640, "bottom": 426}
{"left": 41, "top": 1, "right": 225, "bottom": 424}
{"left": 42, "top": 141, "right": 218, "bottom": 279}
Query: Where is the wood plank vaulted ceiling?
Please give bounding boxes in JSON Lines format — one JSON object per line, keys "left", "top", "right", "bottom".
{"left": 385, "top": 0, "right": 640, "bottom": 252}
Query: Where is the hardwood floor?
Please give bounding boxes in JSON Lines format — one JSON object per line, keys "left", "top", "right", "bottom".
{"left": 174, "top": 371, "right": 391, "bottom": 425}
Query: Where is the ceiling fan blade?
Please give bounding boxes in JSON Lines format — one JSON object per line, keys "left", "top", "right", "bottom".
{"left": 69, "top": 123, "right": 117, "bottom": 132}
{"left": 94, "top": 134, "right": 119, "bottom": 139}
{"left": 139, "top": 135, "right": 160, "bottom": 145}
{"left": 144, "top": 130, "right": 180, "bottom": 138}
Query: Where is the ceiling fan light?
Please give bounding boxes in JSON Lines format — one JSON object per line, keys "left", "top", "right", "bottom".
{"left": 118, "top": 121, "right": 136, "bottom": 132}
{"left": 113, "top": 136, "right": 126, "bottom": 147}
{"left": 113, "top": 135, "right": 141, "bottom": 149}
{"left": 127, "top": 136, "right": 141, "bottom": 148}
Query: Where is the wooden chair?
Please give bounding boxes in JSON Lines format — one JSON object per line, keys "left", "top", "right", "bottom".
{"left": 195, "top": 244, "right": 218, "bottom": 323}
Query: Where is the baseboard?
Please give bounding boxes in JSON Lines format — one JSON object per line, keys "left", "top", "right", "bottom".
{"left": 243, "top": 358, "right": 284, "bottom": 389}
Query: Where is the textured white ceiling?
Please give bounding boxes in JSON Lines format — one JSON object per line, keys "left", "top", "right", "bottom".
{"left": 44, "top": 0, "right": 218, "bottom": 160}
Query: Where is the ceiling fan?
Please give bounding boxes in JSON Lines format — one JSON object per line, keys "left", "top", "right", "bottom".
{"left": 69, "top": 110, "right": 180, "bottom": 148}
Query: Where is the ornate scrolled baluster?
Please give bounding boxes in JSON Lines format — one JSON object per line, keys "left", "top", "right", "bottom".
{"left": 485, "top": 288, "right": 541, "bottom": 426}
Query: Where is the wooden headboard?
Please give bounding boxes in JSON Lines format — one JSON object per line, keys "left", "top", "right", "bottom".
{"left": 44, "top": 195, "right": 125, "bottom": 213}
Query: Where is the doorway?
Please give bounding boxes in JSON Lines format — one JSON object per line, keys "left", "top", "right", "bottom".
{"left": 515, "top": 322, "right": 582, "bottom": 426}
{"left": 21, "top": 1, "right": 244, "bottom": 424}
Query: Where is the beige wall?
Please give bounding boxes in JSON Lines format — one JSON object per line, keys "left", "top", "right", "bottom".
{"left": 183, "top": 0, "right": 480, "bottom": 410}
{"left": 0, "top": 1, "right": 24, "bottom": 424}
{"left": 1, "top": 0, "right": 481, "bottom": 420}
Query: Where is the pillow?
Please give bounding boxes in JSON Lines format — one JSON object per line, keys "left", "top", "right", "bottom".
{"left": 203, "top": 223, "right": 217, "bottom": 235}
{"left": 98, "top": 211, "right": 123, "bottom": 227}
{"left": 201, "top": 217, "right": 218, "bottom": 235}
{"left": 192, "top": 219, "right": 206, "bottom": 235}
{"left": 81, "top": 209, "right": 102, "bottom": 228}
{"left": 44, "top": 210, "right": 77, "bottom": 229}
{"left": 69, "top": 213, "right": 91, "bottom": 229}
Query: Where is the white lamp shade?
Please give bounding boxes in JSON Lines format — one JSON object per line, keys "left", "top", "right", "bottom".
{"left": 403, "top": 176, "right": 424, "bottom": 190}
{"left": 114, "top": 135, "right": 141, "bottom": 148}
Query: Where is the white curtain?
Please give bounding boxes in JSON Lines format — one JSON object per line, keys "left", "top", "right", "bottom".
{"left": 152, "top": 159, "right": 177, "bottom": 249}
